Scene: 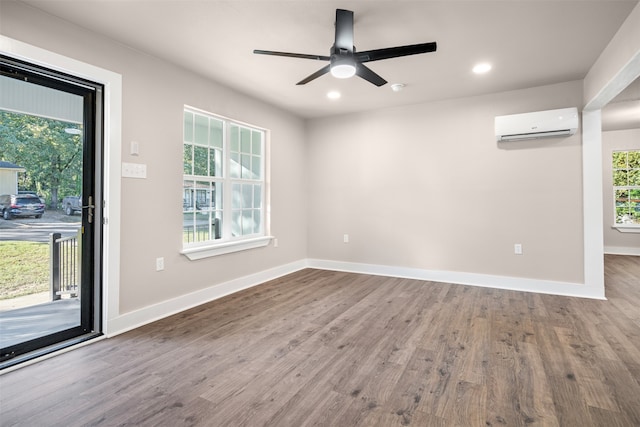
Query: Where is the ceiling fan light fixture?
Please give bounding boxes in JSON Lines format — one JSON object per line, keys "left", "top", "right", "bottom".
{"left": 330, "top": 57, "right": 356, "bottom": 79}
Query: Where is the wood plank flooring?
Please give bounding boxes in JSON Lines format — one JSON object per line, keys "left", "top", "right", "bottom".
{"left": 1, "top": 255, "right": 639, "bottom": 426}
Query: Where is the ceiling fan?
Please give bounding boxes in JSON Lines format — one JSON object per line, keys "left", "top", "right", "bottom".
{"left": 253, "top": 9, "right": 437, "bottom": 87}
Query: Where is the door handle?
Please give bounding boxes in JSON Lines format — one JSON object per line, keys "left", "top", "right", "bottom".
{"left": 82, "top": 196, "right": 95, "bottom": 223}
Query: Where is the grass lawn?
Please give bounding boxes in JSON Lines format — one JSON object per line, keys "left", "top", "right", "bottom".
{"left": 0, "top": 241, "right": 49, "bottom": 299}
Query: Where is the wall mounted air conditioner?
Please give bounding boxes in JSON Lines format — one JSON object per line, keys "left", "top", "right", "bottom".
{"left": 495, "top": 107, "right": 579, "bottom": 142}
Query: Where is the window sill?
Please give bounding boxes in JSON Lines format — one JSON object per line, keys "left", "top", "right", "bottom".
{"left": 612, "top": 225, "right": 640, "bottom": 234}
{"left": 181, "top": 236, "right": 273, "bottom": 260}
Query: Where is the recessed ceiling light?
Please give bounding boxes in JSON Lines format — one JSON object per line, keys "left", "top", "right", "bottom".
{"left": 472, "top": 63, "right": 492, "bottom": 74}
{"left": 327, "top": 91, "right": 341, "bottom": 100}
{"left": 391, "top": 83, "right": 405, "bottom": 92}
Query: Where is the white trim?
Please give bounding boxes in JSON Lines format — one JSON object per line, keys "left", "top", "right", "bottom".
{"left": 581, "top": 110, "right": 606, "bottom": 299}
{"left": 604, "top": 246, "right": 640, "bottom": 256}
{"left": 612, "top": 225, "right": 640, "bottom": 233}
{"left": 307, "top": 259, "right": 607, "bottom": 300}
{"left": 0, "top": 36, "right": 123, "bottom": 336}
{"left": 181, "top": 236, "right": 272, "bottom": 260}
{"left": 106, "top": 259, "right": 307, "bottom": 336}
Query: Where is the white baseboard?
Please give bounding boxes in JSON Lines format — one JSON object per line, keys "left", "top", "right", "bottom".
{"left": 106, "top": 259, "right": 308, "bottom": 337}
{"left": 106, "top": 256, "right": 608, "bottom": 338}
{"left": 307, "top": 259, "right": 606, "bottom": 300}
{"left": 604, "top": 246, "right": 640, "bottom": 256}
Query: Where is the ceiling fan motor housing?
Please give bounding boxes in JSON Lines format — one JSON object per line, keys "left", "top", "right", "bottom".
{"left": 330, "top": 46, "right": 356, "bottom": 78}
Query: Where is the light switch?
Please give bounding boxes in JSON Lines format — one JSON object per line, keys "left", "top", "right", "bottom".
{"left": 122, "top": 162, "right": 147, "bottom": 178}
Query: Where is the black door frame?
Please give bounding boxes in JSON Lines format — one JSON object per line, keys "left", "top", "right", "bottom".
{"left": 0, "top": 55, "right": 103, "bottom": 368}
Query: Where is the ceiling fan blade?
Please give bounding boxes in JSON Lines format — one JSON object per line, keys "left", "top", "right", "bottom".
{"left": 253, "top": 49, "right": 330, "bottom": 61}
{"left": 334, "top": 9, "right": 354, "bottom": 52}
{"left": 296, "top": 64, "right": 332, "bottom": 85}
{"left": 356, "top": 63, "right": 387, "bottom": 87}
{"left": 356, "top": 42, "right": 437, "bottom": 63}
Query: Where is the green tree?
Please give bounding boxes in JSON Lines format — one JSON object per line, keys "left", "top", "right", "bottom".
{"left": 0, "top": 110, "right": 82, "bottom": 208}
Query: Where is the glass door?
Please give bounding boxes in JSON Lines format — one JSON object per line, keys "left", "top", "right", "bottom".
{"left": 0, "top": 55, "right": 102, "bottom": 367}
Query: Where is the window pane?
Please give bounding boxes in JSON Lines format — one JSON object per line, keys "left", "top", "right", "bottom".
{"left": 241, "top": 128, "right": 251, "bottom": 153}
{"left": 195, "top": 181, "right": 210, "bottom": 211}
{"left": 193, "top": 145, "right": 208, "bottom": 176}
{"left": 183, "top": 144, "right": 193, "bottom": 175}
{"left": 252, "top": 155, "right": 262, "bottom": 179}
{"left": 195, "top": 114, "right": 209, "bottom": 145}
{"left": 628, "top": 151, "right": 640, "bottom": 169}
{"left": 210, "top": 118, "right": 223, "bottom": 149}
{"left": 242, "top": 211, "right": 253, "bottom": 235}
{"left": 615, "top": 189, "right": 629, "bottom": 204}
{"left": 241, "top": 154, "right": 251, "bottom": 179}
{"left": 254, "top": 184, "right": 262, "bottom": 209}
{"left": 613, "top": 169, "right": 628, "bottom": 186}
{"left": 232, "top": 210, "right": 241, "bottom": 236}
{"left": 208, "top": 148, "right": 218, "bottom": 177}
{"left": 616, "top": 205, "right": 630, "bottom": 223}
{"left": 252, "top": 131, "right": 262, "bottom": 155}
{"left": 230, "top": 152, "right": 241, "bottom": 179}
{"left": 183, "top": 212, "right": 195, "bottom": 244}
{"left": 242, "top": 184, "right": 253, "bottom": 209}
{"left": 183, "top": 180, "right": 195, "bottom": 211}
{"left": 213, "top": 148, "right": 223, "bottom": 177}
{"left": 184, "top": 111, "right": 194, "bottom": 143}
{"left": 232, "top": 183, "right": 242, "bottom": 209}
{"left": 213, "top": 181, "right": 222, "bottom": 209}
{"left": 612, "top": 151, "right": 627, "bottom": 169}
{"left": 211, "top": 212, "right": 222, "bottom": 239}
{"left": 194, "top": 219, "right": 210, "bottom": 242}
{"left": 254, "top": 210, "right": 262, "bottom": 234}
{"left": 231, "top": 125, "right": 239, "bottom": 152}
{"left": 629, "top": 169, "right": 640, "bottom": 186}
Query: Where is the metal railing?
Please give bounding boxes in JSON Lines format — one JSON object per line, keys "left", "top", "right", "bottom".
{"left": 183, "top": 219, "right": 221, "bottom": 243}
{"left": 49, "top": 231, "right": 81, "bottom": 300}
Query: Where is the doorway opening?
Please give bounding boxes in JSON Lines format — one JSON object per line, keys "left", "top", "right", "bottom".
{"left": 0, "top": 55, "right": 104, "bottom": 368}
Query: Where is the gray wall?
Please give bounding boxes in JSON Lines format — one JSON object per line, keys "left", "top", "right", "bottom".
{"left": 306, "top": 81, "right": 585, "bottom": 284}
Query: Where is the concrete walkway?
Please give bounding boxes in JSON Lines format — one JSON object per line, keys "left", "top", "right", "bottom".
{"left": 0, "top": 292, "right": 49, "bottom": 311}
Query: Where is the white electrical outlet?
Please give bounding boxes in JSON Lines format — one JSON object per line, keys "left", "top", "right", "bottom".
{"left": 514, "top": 244, "right": 523, "bottom": 255}
{"left": 343, "top": 234, "right": 349, "bottom": 243}
{"left": 273, "top": 238, "right": 279, "bottom": 248}
{"left": 156, "top": 257, "right": 164, "bottom": 271}
{"left": 130, "top": 140, "right": 139, "bottom": 156}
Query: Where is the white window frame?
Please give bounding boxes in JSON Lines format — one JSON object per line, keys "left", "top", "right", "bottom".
{"left": 181, "top": 106, "right": 271, "bottom": 259}
{"left": 612, "top": 149, "right": 640, "bottom": 233}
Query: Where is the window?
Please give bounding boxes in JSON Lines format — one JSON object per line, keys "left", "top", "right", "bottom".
{"left": 612, "top": 150, "right": 640, "bottom": 226}
{"left": 182, "top": 107, "right": 268, "bottom": 258}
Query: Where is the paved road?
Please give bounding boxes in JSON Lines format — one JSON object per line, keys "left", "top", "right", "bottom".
{"left": 0, "top": 211, "right": 81, "bottom": 243}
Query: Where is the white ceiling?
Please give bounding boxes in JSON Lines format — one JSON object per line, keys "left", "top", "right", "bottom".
{"left": 18, "top": 0, "right": 640, "bottom": 120}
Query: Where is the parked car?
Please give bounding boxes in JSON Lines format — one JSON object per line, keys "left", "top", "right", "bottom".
{"left": 0, "top": 194, "right": 45, "bottom": 220}
{"left": 17, "top": 190, "right": 45, "bottom": 204}
{"left": 62, "top": 195, "right": 82, "bottom": 215}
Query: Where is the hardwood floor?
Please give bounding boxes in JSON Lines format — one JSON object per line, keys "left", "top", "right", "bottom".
{"left": 1, "top": 255, "right": 639, "bottom": 426}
